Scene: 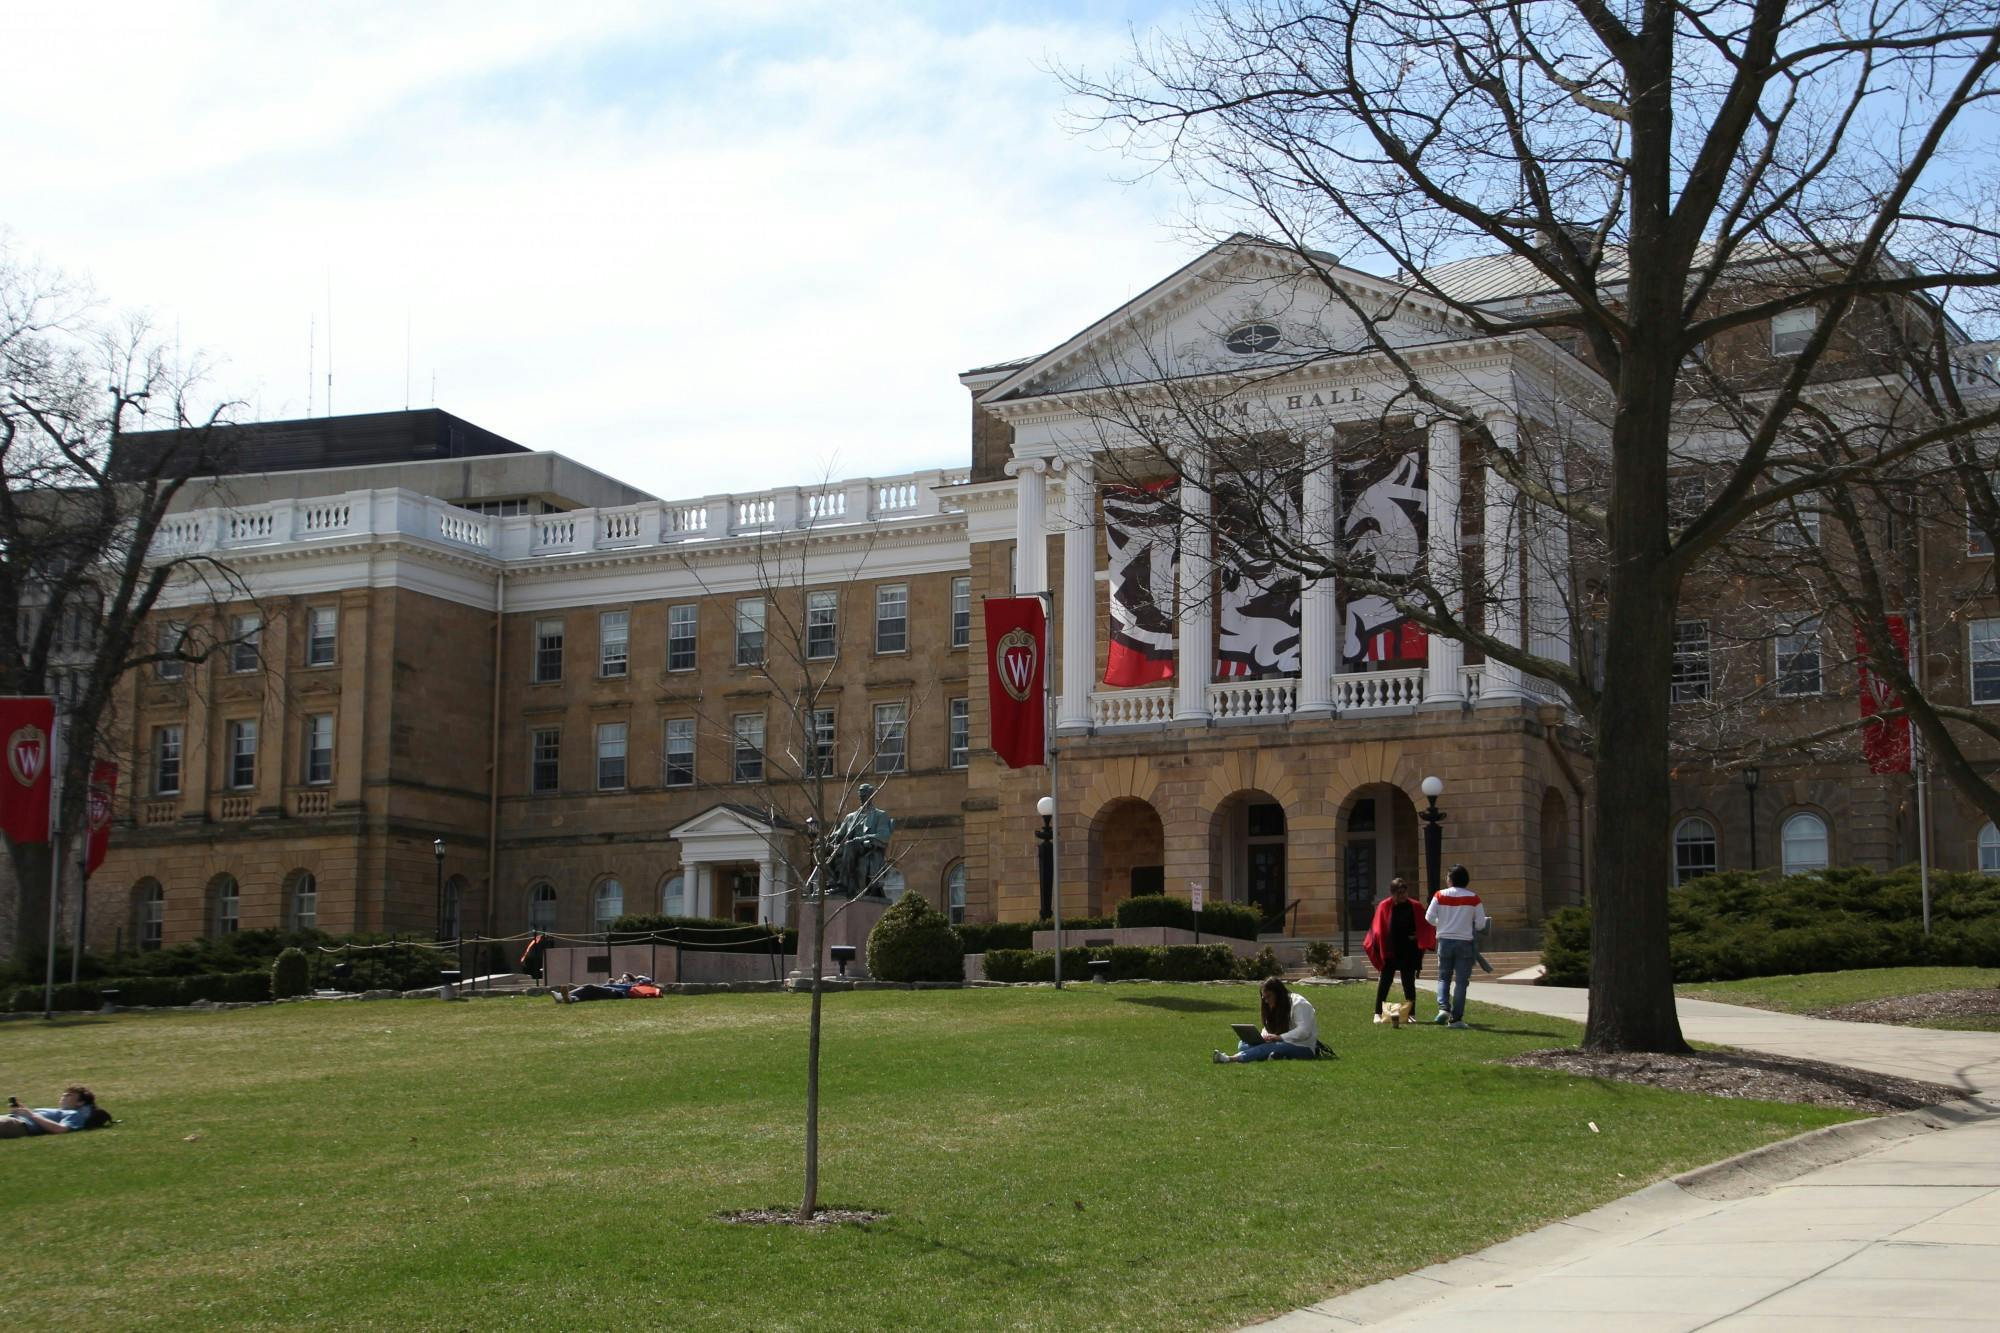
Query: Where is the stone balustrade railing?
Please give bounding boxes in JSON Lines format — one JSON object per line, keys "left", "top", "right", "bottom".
{"left": 1088, "top": 664, "right": 1518, "bottom": 727}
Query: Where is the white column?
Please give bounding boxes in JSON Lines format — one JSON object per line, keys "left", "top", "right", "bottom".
{"left": 1297, "top": 442, "right": 1339, "bottom": 717}
{"left": 1175, "top": 463, "right": 1213, "bottom": 721}
{"left": 1527, "top": 445, "right": 1572, "bottom": 670}
{"left": 1058, "top": 460, "right": 1096, "bottom": 732}
{"left": 690, "top": 863, "right": 712, "bottom": 918}
{"left": 756, "top": 859, "right": 776, "bottom": 926}
{"left": 1005, "top": 458, "right": 1049, "bottom": 595}
{"left": 1425, "top": 417, "right": 1466, "bottom": 705}
{"left": 1481, "top": 414, "right": 1524, "bottom": 702}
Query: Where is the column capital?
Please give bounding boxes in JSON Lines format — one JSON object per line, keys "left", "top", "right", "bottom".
{"left": 1003, "top": 456, "right": 1050, "bottom": 478}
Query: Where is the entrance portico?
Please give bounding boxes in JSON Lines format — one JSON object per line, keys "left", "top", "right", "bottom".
{"left": 667, "top": 805, "right": 794, "bottom": 927}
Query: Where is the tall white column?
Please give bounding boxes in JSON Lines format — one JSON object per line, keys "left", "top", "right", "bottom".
{"left": 690, "top": 863, "right": 711, "bottom": 918}
{"left": 1058, "top": 460, "right": 1096, "bottom": 732}
{"left": 756, "top": 858, "right": 776, "bottom": 926}
{"left": 1176, "top": 463, "right": 1213, "bottom": 721}
{"left": 1425, "top": 417, "right": 1466, "bottom": 706}
{"left": 1005, "top": 458, "right": 1049, "bottom": 594}
{"left": 1297, "top": 442, "right": 1339, "bottom": 717}
{"left": 1527, "top": 445, "right": 1572, "bottom": 670}
{"left": 1481, "top": 414, "right": 1524, "bottom": 702}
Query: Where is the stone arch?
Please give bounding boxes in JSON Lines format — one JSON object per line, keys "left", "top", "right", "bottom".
{"left": 527, "top": 880, "right": 559, "bottom": 932}
{"left": 1331, "top": 781, "right": 1421, "bottom": 940}
{"left": 1205, "top": 788, "right": 1290, "bottom": 925}
{"left": 1537, "top": 787, "right": 1579, "bottom": 919}
{"left": 1087, "top": 797, "right": 1165, "bottom": 917}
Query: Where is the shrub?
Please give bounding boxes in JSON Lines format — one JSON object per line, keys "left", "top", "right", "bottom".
{"left": 1303, "top": 941, "right": 1340, "bottom": 976}
{"left": 866, "top": 893, "right": 964, "bottom": 982}
{"left": 271, "top": 948, "right": 311, "bottom": 999}
{"left": 1029, "top": 915, "right": 1118, "bottom": 933}
{"left": 1150, "top": 944, "right": 1240, "bottom": 981}
{"left": 1113, "top": 894, "right": 1261, "bottom": 941}
{"left": 980, "top": 947, "right": 1097, "bottom": 983}
{"left": 980, "top": 943, "right": 1240, "bottom": 983}
{"left": 1232, "top": 947, "right": 1283, "bottom": 980}
{"left": 955, "top": 921, "right": 1036, "bottom": 954}
{"left": 8, "top": 970, "right": 270, "bottom": 1012}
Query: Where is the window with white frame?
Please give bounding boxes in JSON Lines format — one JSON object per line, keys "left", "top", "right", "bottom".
{"left": 733, "top": 714, "right": 764, "bottom": 783}
{"left": 531, "top": 727, "right": 560, "bottom": 794}
{"left": 661, "top": 873, "right": 685, "bottom": 917}
{"left": 1775, "top": 618, "right": 1822, "bottom": 697}
{"left": 599, "top": 609, "right": 629, "bottom": 678}
{"left": 1970, "top": 503, "right": 1995, "bottom": 557}
{"left": 1773, "top": 500, "right": 1821, "bottom": 548}
{"left": 594, "top": 879, "right": 624, "bottom": 931}
{"left": 668, "top": 604, "right": 697, "bottom": 671}
{"left": 596, "top": 722, "right": 628, "bottom": 790}
{"left": 534, "top": 618, "right": 564, "bottom": 682}
{"left": 211, "top": 875, "right": 240, "bottom": 936}
{"left": 156, "top": 621, "right": 186, "bottom": 680}
{"left": 1781, "top": 812, "right": 1830, "bottom": 874}
{"left": 874, "top": 702, "right": 908, "bottom": 774}
{"left": 1673, "top": 817, "right": 1718, "bottom": 886}
{"left": 227, "top": 719, "right": 257, "bottom": 789}
{"left": 806, "top": 591, "right": 838, "bottom": 661}
{"left": 290, "top": 872, "right": 318, "bottom": 931}
{"left": 951, "top": 576, "right": 971, "bottom": 648}
{"left": 1771, "top": 307, "right": 1818, "bottom": 356}
{"left": 307, "top": 606, "right": 338, "bottom": 666}
{"left": 1972, "top": 619, "right": 2000, "bottom": 704}
{"left": 1671, "top": 621, "right": 1710, "bottom": 702}
{"left": 1981, "top": 822, "right": 2000, "bottom": 875}
{"left": 878, "top": 866, "right": 906, "bottom": 903}
{"left": 230, "top": 614, "right": 261, "bottom": 673}
{"left": 664, "top": 719, "right": 695, "bottom": 787}
{"left": 304, "top": 714, "right": 333, "bottom": 785}
{"left": 948, "top": 698, "right": 970, "bottom": 768}
{"left": 945, "top": 862, "right": 966, "bottom": 924}
{"left": 735, "top": 598, "right": 765, "bottom": 667}
{"left": 528, "top": 883, "right": 558, "bottom": 931}
{"left": 809, "top": 708, "right": 836, "bottom": 778}
{"left": 875, "top": 584, "right": 908, "bottom": 654}
{"left": 138, "top": 882, "right": 164, "bottom": 950}
{"left": 153, "top": 725, "right": 182, "bottom": 796}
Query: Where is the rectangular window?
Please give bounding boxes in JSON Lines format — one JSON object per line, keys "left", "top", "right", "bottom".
{"left": 664, "top": 718, "right": 695, "bottom": 787}
{"left": 733, "top": 714, "right": 765, "bottom": 783}
{"left": 874, "top": 701, "right": 908, "bottom": 774}
{"left": 1775, "top": 618, "right": 1823, "bottom": 697}
{"left": 949, "top": 697, "right": 970, "bottom": 768}
{"left": 598, "top": 610, "right": 629, "bottom": 678}
{"left": 951, "top": 576, "right": 971, "bottom": 648}
{"left": 1771, "top": 307, "right": 1818, "bottom": 356}
{"left": 735, "top": 598, "right": 765, "bottom": 667}
{"left": 1972, "top": 619, "right": 2000, "bottom": 704}
{"left": 667, "top": 604, "right": 697, "bottom": 671}
{"left": 153, "top": 725, "right": 182, "bottom": 796}
{"left": 876, "top": 584, "right": 908, "bottom": 654}
{"left": 304, "top": 714, "right": 333, "bottom": 785}
{"left": 534, "top": 619, "right": 564, "bottom": 683}
{"left": 806, "top": 591, "right": 838, "bottom": 661}
{"left": 809, "top": 708, "right": 836, "bottom": 777}
{"left": 1971, "top": 504, "right": 1995, "bottom": 557}
{"left": 1671, "top": 621, "right": 1710, "bottom": 703}
{"left": 230, "top": 614, "right": 261, "bottom": 674}
{"left": 531, "top": 727, "right": 560, "bottom": 794}
{"left": 227, "top": 719, "right": 257, "bottom": 789}
{"left": 596, "top": 722, "right": 627, "bottom": 790}
{"left": 1773, "top": 503, "right": 1820, "bottom": 548}
{"left": 1668, "top": 475, "right": 1706, "bottom": 529}
{"left": 306, "top": 606, "right": 337, "bottom": 667}
{"left": 156, "top": 621, "right": 186, "bottom": 681}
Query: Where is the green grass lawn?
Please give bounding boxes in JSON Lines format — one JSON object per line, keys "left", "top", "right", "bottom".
{"left": 1680, "top": 967, "right": 2000, "bottom": 1030}
{"left": 3, "top": 983, "right": 1853, "bottom": 1331}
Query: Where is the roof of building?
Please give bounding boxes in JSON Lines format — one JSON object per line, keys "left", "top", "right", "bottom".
{"left": 115, "top": 408, "right": 533, "bottom": 480}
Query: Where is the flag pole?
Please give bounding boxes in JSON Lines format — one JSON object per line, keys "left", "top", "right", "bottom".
{"left": 42, "top": 713, "right": 63, "bottom": 1019}
{"left": 1045, "top": 588, "right": 1061, "bottom": 990}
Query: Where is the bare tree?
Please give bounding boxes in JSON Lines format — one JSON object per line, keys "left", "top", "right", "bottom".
{"left": 1065, "top": 0, "right": 2000, "bottom": 1050}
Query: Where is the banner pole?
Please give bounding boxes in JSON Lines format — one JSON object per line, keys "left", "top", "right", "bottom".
{"left": 1046, "top": 590, "right": 1061, "bottom": 991}
{"left": 42, "top": 714, "right": 64, "bottom": 1019}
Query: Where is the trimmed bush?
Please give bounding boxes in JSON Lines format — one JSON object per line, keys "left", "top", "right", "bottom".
{"left": 271, "top": 948, "right": 311, "bottom": 999}
{"left": 1232, "top": 947, "right": 1283, "bottom": 980}
{"left": 1113, "top": 894, "right": 1262, "bottom": 941}
{"left": 866, "top": 893, "right": 964, "bottom": 983}
{"left": 955, "top": 921, "right": 1037, "bottom": 954}
{"left": 8, "top": 969, "right": 270, "bottom": 1012}
{"left": 1029, "top": 915, "right": 1118, "bottom": 933}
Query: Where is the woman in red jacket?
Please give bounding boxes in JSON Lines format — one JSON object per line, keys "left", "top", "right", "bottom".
{"left": 1362, "top": 878, "right": 1435, "bottom": 1020}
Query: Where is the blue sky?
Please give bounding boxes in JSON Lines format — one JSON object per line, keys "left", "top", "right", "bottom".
{"left": 7, "top": 2, "right": 1198, "bottom": 499}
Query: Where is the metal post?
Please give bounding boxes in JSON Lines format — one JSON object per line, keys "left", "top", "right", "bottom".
{"left": 1916, "top": 737, "right": 1932, "bottom": 935}
{"left": 41, "top": 716, "right": 64, "bottom": 1019}
{"left": 1042, "top": 588, "right": 1062, "bottom": 991}
{"left": 1743, "top": 766, "right": 1760, "bottom": 872}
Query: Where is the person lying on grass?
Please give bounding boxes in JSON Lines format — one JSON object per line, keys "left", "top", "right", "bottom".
{"left": 0, "top": 1085, "right": 110, "bottom": 1137}
{"left": 551, "top": 973, "right": 660, "bottom": 1003}
{"left": 1214, "top": 977, "right": 1318, "bottom": 1063}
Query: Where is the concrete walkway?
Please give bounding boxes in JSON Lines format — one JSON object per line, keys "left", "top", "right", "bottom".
{"left": 1251, "top": 985, "right": 2000, "bottom": 1331}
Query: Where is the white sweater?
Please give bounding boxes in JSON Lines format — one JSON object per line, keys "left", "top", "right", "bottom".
{"left": 1277, "top": 993, "right": 1317, "bottom": 1048}
{"left": 1426, "top": 887, "right": 1489, "bottom": 941}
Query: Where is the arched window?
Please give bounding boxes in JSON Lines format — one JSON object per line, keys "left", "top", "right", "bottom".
{"left": 944, "top": 862, "right": 966, "bottom": 924}
{"left": 209, "top": 874, "right": 240, "bottom": 936}
{"left": 879, "top": 867, "right": 906, "bottom": 904}
{"left": 135, "top": 880, "right": 164, "bottom": 951}
{"left": 442, "top": 875, "right": 466, "bottom": 940}
{"left": 593, "top": 879, "right": 624, "bottom": 932}
{"left": 1672, "top": 818, "right": 1717, "bottom": 886}
{"left": 288, "top": 872, "right": 318, "bottom": 931}
{"left": 528, "top": 883, "right": 558, "bottom": 932}
{"left": 1980, "top": 822, "right": 2000, "bottom": 876}
{"left": 661, "top": 873, "right": 685, "bottom": 918}
{"left": 1781, "top": 813, "right": 1830, "bottom": 875}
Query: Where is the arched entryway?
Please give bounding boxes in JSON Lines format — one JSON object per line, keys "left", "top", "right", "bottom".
{"left": 1208, "top": 790, "right": 1288, "bottom": 927}
{"left": 1335, "top": 784, "right": 1420, "bottom": 943}
{"left": 1537, "top": 788, "right": 1576, "bottom": 920}
{"left": 1089, "top": 798, "right": 1165, "bottom": 916}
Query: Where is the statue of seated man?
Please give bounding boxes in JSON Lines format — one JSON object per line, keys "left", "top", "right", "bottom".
{"left": 826, "top": 783, "right": 894, "bottom": 898}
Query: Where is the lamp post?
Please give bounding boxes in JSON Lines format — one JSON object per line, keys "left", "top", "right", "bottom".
{"left": 1037, "top": 795, "right": 1062, "bottom": 989}
{"left": 1419, "top": 776, "right": 1446, "bottom": 902}
{"left": 1742, "top": 766, "right": 1760, "bottom": 871}
{"left": 432, "top": 838, "right": 445, "bottom": 941}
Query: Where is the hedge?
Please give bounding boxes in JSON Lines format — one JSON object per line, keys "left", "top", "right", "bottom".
{"left": 1113, "top": 893, "right": 1262, "bottom": 941}
{"left": 982, "top": 943, "right": 1245, "bottom": 983}
{"left": 8, "top": 969, "right": 271, "bottom": 1013}
{"left": 955, "top": 921, "right": 1037, "bottom": 954}
{"left": 1541, "top": 865, "right": 2000, "bottom": 985}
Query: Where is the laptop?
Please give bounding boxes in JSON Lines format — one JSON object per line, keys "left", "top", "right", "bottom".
{"left": 1229, "top": 1022, "right": 1263, "bottom": 1045}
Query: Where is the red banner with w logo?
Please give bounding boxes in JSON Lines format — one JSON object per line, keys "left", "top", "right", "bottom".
{"left": 0, "top": 697, "right": 55, "bottom": 845}
{"left": 86, "top": 760, "right": 118, "bottom": 875}
{"left": 985, "top": 597, "right": 1046, "bottom": 769}
{"left": 1856, "top": 615, "right": 1912, "bottom": 775}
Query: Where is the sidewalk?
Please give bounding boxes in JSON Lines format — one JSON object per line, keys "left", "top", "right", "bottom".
{"left": 1251, "top": 986, "right": 2000, "bottom": 1331}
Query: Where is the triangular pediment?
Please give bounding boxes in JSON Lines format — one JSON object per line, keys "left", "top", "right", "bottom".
{"left": 980, "top": 236, "right": 1474, "bottom": 405}
{"left": 668, "top": 803, "right": 786, "bottom": 842}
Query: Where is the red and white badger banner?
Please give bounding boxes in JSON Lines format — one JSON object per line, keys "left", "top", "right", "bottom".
{"left": 86, "top": 760, "right": 119, "bottom": 875}
{"left": 1103, "top": 478, "right": 1179, "bottom": 686}
{"left": 1215, "top": 471, "right": 1301, "bottom": 680}
{"left": 985, "top": 596, "right": 1047, "bottom": 769}
{"left": 0, "top": 696, "right": 55, "bottom": 845}
{"left": 1856, "top": 615, "right": 1912, "bottom": 775}
{"left": 1340, "top": 449, "right": 1430, "bottom": 670}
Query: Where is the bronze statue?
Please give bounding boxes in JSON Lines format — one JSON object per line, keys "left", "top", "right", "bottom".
{"left": 826, "top": 783, "right": 894, "bottom": 897}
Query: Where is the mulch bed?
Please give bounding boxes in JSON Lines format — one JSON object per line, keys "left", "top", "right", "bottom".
{"left": 718, "top": 1205, "right": 888, "bottom": 1228}
{"left": 1812, "top": 988, "right": 2000, "bottom": 1027}
{"left": 1503, "top": 1047, "right": 1964, "bottom": 1113}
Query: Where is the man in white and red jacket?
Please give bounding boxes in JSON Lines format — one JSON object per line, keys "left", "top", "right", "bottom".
{"left": 1426, "top": 865, "right": 1489, "bottom": 1028}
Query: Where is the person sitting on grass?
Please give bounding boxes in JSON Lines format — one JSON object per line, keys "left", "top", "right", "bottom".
{"left": 1214, "top": 977, "right": 1318, "bottom": 1063}
{"left": 0, "top": 1085, "right": 110, "bottom": 1138}
{"left": 552, "top": 972, "right": 656, "bottom": 1003}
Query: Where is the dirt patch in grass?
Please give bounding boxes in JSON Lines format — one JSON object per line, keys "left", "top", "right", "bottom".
{"left": 717, "top": 1205, "right": 889, "bottom": 1228}
{"left": 1504, "top": 1048, "right": 1963, "bottom": 1113}
{"left": 1811, "top": 988, "right": 2000, "bottom": 1027}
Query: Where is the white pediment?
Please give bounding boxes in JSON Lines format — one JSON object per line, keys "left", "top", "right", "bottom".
{"left": 668, "top": 803, "right": 782, "bottom": 842}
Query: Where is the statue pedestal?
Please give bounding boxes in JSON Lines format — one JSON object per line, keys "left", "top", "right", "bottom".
{"left": 791, "top": 895, "right": 890, "bottom": 981}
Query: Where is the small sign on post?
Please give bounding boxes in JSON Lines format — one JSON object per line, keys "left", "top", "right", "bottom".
{"left": 1189, "top": 880, "right": 1203, "bottom": 946}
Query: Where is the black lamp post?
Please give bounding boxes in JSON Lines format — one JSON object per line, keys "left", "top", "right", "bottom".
{"left": 1419, "top": 776, "right": 1446, "bottom": 901}
{"left": 432, "top": 838, "right": 445, "bottom": 941}
{"left": 1035, "top": 796, "right": 1055, "bottom": 922}
{"left": 1743, "top": 766, "right": 1761, "bottom": 871}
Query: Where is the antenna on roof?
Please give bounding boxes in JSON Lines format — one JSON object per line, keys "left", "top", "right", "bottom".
{"left": 307, "top": 315, "right": 315, "bottom": 417}
{"left": 404, "top": 312, "right": 412, "bottom": 411}
{"left": 430, "top": 370, "right": 437, "bottom": 407}
{"left": 325, "top": 269, "right": 334, "bottom": 418}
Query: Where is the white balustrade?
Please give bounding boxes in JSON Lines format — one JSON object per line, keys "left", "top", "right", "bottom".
{"left": 299, "top": 501, "right": 351, "bottom": 534}
{"left": 1461, "top": 665, "right": 1485, "bottom": 703}
{"left": 1333, "top": 668, "right": 1427, "bottom": 713}
{"left": 806, "top": 489, "right": 847, "bottom": 521}
{"left": 596, "top": 508, "right": 645, "bottom": 545}
{"left": 225, "top": 509, "right": 277, "bottom": 544}
{"left": 1090, "top": 688, "right": 1175, "bottom": 727}
{"left": 875, "top": 481, "right": 919, "bottom": 514}
{"left": 735, "top": 497, "right": 777, "bottom": 530}
{"left": 533, "top": 515, "right": 576, "bottom": 550}
{"left": 153, "top": 516, "right": 208, "bottom": 555}
{"left": 671, "top": 504, "right": 709, "bottom": 533}
{"left": 1207, "top": 676, "right": 1299, "bottom": 719}
{"left": 439, "top": 510, "right": 491, "bottom": 548}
